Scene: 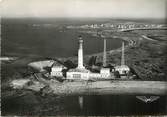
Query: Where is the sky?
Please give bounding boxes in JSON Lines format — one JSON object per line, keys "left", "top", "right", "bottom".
{"left": 1, "top": 0, "right": 166, "bottom": 19}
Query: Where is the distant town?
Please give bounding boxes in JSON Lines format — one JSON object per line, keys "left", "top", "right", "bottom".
{"left": 66, "top": 22, "right": 166, "bottom": 30}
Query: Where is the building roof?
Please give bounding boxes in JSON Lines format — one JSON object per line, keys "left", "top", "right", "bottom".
{"left": 52, "top": 61, "right": 66, "bottom": 68}
{"left": 68, "top": 68, "right": 90, "bottom": 73}
{"left": 115, "top": 65, "right": 130, "bottom": 70}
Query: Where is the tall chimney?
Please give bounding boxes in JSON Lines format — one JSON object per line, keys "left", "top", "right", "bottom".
{"left": 103, "top": 38, "right": 107, "bottom": 67}
{"left": 121, "top": 42, "right": 125, "bottom": 66}
{"left": 77, "top": 36, "right": 84, "bottom": 69}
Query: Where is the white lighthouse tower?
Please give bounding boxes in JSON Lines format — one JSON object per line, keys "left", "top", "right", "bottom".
{"left": 66, "top": 35, "right": 90, "bottom": 80}
{"left": 77, "top": 35, "right": 85, "bottom": 69}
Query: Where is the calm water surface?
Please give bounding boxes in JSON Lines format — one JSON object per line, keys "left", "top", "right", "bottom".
{"left": 2, "top": 92, "right": 167, "bottom": 115}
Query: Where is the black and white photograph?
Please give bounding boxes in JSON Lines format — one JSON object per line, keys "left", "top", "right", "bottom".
{"left": 1, "top": 0, "right": 167, "bottom": 116}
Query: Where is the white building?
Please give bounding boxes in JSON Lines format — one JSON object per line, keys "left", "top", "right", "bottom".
{"left": 100, "top": 68, "right": 111, "bottom": 78}
{"left": 50, "top": 62, "right": 67, "bottom": 77}
{"left": 89, "top": 68, "right": 111, "bottom": 79}
{"left": 89, "top": 72, "right": 101, "bottom": 79}
{"left": 67, "top": 68, "right": 90, "bottom": 80}
{"left": 115, "top": 65, "right": 130, "bottom": 75}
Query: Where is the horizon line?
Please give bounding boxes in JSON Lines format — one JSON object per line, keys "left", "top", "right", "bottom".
{"left": 2, "top": 17, "right": 166, "bottom": 20}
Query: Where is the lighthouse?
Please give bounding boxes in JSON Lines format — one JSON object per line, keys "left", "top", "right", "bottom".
{"left": 66, "top": 35, "right": 90, "bottom": 80}
{"left": 77, "top": 35, "right": 85, "bottom": 69}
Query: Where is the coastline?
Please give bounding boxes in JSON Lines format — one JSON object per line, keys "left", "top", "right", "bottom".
{"left": 2, "top": 28, "right": 166, "bottom": 81}
{"left": 0, "top": 29, "right": 141, "bottom": 65}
